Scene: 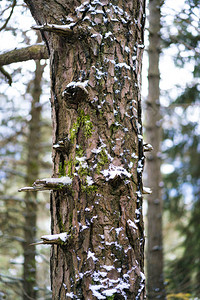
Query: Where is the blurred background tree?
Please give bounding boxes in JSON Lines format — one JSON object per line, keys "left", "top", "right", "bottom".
{"left": 145, "top": 0, "right": 166, "bottom": 298}
{"left": 161, "top": 0, "right": 200, "bottom": 297}
{"left": 0, "top": 1, "right": 52, "bottom": 298}
{"left": 143, "top": 0, "right": 200, "bottom": 299}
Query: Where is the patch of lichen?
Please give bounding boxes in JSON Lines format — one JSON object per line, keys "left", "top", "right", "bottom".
{"left": 59, "top": 161, "right": 67, "bottom": 177}
{"left": 70, "top": 109, "right": 93, "bottom": 142}
{"left": 67, "top": 158, "right": 74, "bottom": 178}
{"left": 110, "top": 123, "right": 120, "bottom": 137}
{"left": 106, "top": 296, "right": 115, "bottom": 300}
{"left": 75, "top": 145, "right": 84, "bottom": 157}
{"left": 58, "top": 213, "right": 65, "bottom": 232}
{"left": 70, "top": 122, "right": 79, "bottom": 142}
{"left": 96, "top": 148, "right": 109, "bottom": 174}
{"left": 82, "top": 184, "right": 97, "bottom": 194}
{"left": 66, "top": 111, "right": 99, "bottom": 193}
{"left": 69, "top": 212, "right": 73, "bottom": 228}
{"left": 83, "top": 116, "right": 93, "bottom": 139}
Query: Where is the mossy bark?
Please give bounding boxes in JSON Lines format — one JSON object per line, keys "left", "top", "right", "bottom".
{"left": 25, "top": 1, "right": 146, "bottom": 299}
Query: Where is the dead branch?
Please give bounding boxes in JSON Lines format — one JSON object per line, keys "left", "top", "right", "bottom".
{"left": 0, "top": 44, "right": 49, "bottom": 67}
{"left": 30, "top": 232, "right": 71, "bottom": 246}
{"left": 18, "top": 177, "right": 72, "bottom": 192}
{"left": 32, "top": 23, "right": 74, "bottom": 36}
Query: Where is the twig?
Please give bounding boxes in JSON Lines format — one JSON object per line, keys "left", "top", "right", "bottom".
{"left": 0, "top": 66, "right": 12, "bottom": 85}
{"left": 0, "top": 0, "right": 17, "bottom": 31}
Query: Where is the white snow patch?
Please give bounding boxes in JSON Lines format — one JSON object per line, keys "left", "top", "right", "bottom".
{"left": 89, "top": 284, "right": 106, "bottom": 299}
{"left": 135, "top": 209, "right": 141, "bottom": 215}
{"left": 128, "top": 161, "right": 133, "bottom": 168}
{"left": 115, "top": 227, "right": 122, "bottom": 236}
{"left": 102, "top": 288, "right": 117, "bottom": 296}
{"left": 75, "top": 2, "right": 89, "bottom": 12}
{"left": 127, "top": 219, "right": 138, "bottom": 230}
{"left": 33, "top": 23, "right": 75, "bottom": 30}
{"left": 80, "top": 225, "right": 88, "bottom": 231}
{"left": 91, "top": 215, "right": 98, "bottom": 223}
{"left": 65, "top": 292, "right": 74, "bottom": 298}
{"left": 131, "top": 152, "right": 138, "bottom": 159}
{"left": 105, "top": 31, "right": 113, "bottom": 38}
{"left": 66, "top": 80, "right": 88, "bottom": 89}
{"left": 86, "top": 176, "right": 94, "bottom": 185}
{"left": 115, "top": 62, "right": 131, "bottom": 70}
{"left": 136, "top": 191, "right": 142, "bottom": 197}
{"left": 41, "top": 232, "right": 69, "bottom": 242}
{"left": 42, "top": 177, "right": 72, "bottom": 185}
{"left": 101, "top": 164, "right": 132, "bottom": 180}
{"left": 85, "top": 207, "right": 91, "bottom": 212}
{"left": 102, "top": 265, "right": 114, "bottom": 271}
{"left": 138, "top": 134, "right": 143, "bottom": 140}
{"left": 125, "top": 46, "right": 130, "bottom": 53}
{"left": 75, "top": 156, "right": 87, "bottom": 162}
{"left": 87, "top": 250, "right": 98, "bottom": 262}
{"left": 143, "top": 187, "right": 152, "bottom": 194}
{"left": 99, "top": 234, "right": 105, "bottom": 239}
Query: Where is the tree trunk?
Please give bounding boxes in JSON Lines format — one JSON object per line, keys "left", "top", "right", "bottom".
{"left": 146, "top": 0, "right": 166, "bottom": 299}
{"left": 23, "top": 59, "right": 43, "bottom": 299}
{"left": 25, "top": 1, "right": 146, "bottom": 299}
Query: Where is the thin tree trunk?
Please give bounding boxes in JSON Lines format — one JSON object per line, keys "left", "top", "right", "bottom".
{"left": 146, "top": 0, "right": 166, "bottom": 299}
{"left": 23, "top": 59, "right": 43, "bottom": 300}
{"left": 25, "top": 1, "right": 146, "bottom": 298}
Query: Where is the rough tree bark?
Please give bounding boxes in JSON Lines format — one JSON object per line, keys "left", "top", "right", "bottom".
{"left": 146, "top": 0, "right": 166, "bottom": 299}
{"left": 24, "top": 1, "right": 146, "bottom": 299}
{"left": 23, "top": 59, "right": 44, "bottom": 299}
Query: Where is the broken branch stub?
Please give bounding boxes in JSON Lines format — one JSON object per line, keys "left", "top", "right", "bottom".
{"left": 32, "top": 23, "right": 74, "bottom": 36}
{"left": 18, "top": 177, "right": 72, "bottom": 192}
{"left": 142, "top": 187, "right": 152, "bottom": 194}
{"left": 62, "top": 81, "right": 89, "bottom": 106}
{"left": 30, "top": 232, "right": 73, "bottom": 246}
{"left": 143, "top": 143, "right": 153, "bottom": 152}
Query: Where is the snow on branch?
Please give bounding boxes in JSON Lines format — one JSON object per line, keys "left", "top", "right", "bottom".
{"left": 30, "top": 232, "right": 71, "bottom": 246}
{"left": 143, "top": 143, "right": 153, "bottom": 152}
{"left": 32, "top": 23, "right": 75, "bottom": 36}
{"left": 18, "top": 176, "right": 72, "bottom": 192}
{"left": 142, "top": 187, "right": 152, "bottom": 194}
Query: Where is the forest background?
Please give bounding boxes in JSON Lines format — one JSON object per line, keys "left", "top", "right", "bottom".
{"left": 0, "top": 0, "right": 199, "bottom": 299}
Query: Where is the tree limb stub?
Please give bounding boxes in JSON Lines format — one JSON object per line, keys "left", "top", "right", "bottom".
{"left": 32, "top": 23, "right": 74, "bottom": 36}
{"left": 143, "top": 143, "right": 153, "bottom": 152}
{"left": 18, "top": 177, "right": 72, "bottom": 192}
{"left": 30, "top": 232, "right": 71, "bottom": 246}
{"left": 142, "top": 187, "right": 152, "bottom": 194}
{"left": 0, "top": 44, "right": 49, "bottom": 67}
{"left": 62, "top": 80, "right": 89, "bottom": 105}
